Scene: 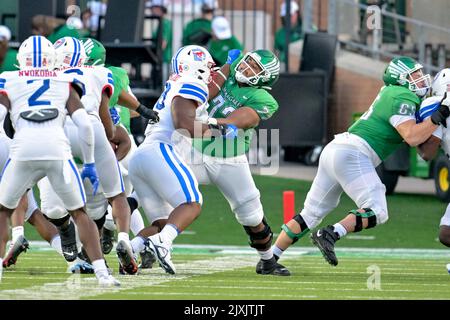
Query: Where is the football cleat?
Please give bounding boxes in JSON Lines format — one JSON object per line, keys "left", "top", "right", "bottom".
{"left": 139, "top": 248, "right": 156, "bottom": 269}
{"left": 101, "top": 228, "right": 115, "bottom": 255}
{"left": 255, "top": 254, "right": 279, "bottom": 274}
{"left": 97, "top": 274, "right": 121, "bottom": 287}
{"left": 256, "top": 256, "right": 290, "bottom": 276}
{"left": 60, "top": 222, "right": 78, "bottom": 262}
{"left": 310, "top": 225, "right": 340, "bottom": 266}
{"left": 146, "top": 234, "right": 176, "bottom": 275}
{"left": 116, "top": 240, "right": 138, "bottom": 275}
{"left": 3, "top": 235, "right": 29, "bottom": 268}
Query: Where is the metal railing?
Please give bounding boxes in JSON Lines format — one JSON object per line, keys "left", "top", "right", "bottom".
{"left": 328, "top": 0, "right": 450, "bottom": 74}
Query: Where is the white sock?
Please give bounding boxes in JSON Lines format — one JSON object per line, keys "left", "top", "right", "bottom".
{"left": 130, "top": 210, "right": 145, "bottom": 236}
{"left": 333, "top": 223, "right": 348, "bottom": 238}
{"left": 0, "top": 258, "right": 3, "bottom": 282}
{"left": 117, "top": 232, "right": 130, "bottom": 245}
{"left": 11, "top": 226, "right": 24, "bottom": 243}
{"left": 159, "top": 224, "right": 179, "bottom": 245}
{"left": 50, "top": 235, "right": 63, "bottom": 255}
{"left": 130, "top": 236, "right": 146, "bottom": 254}
{"left": 92, "top": 259, "right": 108, "bottom": 278}
{"left": 258, "top": 249, "right": 273, "bottom": 260}
{"left": 272, "top": 245, "right": 284, "bottom": 258}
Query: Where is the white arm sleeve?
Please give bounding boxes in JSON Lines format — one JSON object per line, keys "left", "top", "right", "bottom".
{"left": 390, "top": 115, "right": 416, "bottom": 127}
{"left": 71, "top": 109, "right": 95, "bottom": 164}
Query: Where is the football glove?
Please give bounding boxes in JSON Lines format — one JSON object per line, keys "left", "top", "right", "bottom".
{"left": 226, "top": 49, "right": 242, "bottom": 65}
{"left": 431, "top": 92, "right": 450, "bottom": 128}
{"left": 136, "top": 104, "right": 160, "bottom": 124}
{"left": 81, "top": 163, "right": 99, "bottom": 196}
{"left": 207, "top": 118, "right": 238, "bottom": 139}
{"left": 109, "top": 107, "right": 120, "bottom": 125}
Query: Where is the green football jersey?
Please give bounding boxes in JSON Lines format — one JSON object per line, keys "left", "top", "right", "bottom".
{"left": 108, "top": 66, "right": 131, "bottom": 133}
{"left": 193, "top": 59, "right": 279, "bottom": 158}
{"left": 348, "top": 85, "right": 421, "bottom": 161}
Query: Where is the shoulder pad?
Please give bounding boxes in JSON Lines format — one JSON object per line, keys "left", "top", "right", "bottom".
{"left": 177, "top": 78, "right": 208, "bottom": 105}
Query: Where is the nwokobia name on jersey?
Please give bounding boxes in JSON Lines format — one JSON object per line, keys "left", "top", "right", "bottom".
{"left": 17, "top": 70, "right": 58, "bottom": 77}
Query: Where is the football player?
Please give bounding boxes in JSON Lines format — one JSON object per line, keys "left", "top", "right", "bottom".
{"left": 271, "top": 56, "right": 450, "bottom": 268}
{"left": 415, "top": 68, "right": 450, "bottom": 273}
{"left": 179, "top": 49, "right": 290, "bottom": 275}
{"left": 0, "top": 35, "right": 118, "bottom": 285}
{"left": 128, "top": 45, "right": 232, "bottom": 274}
{"left": 38, "top": 36, "right": 138, "bottom": 275}
{"left": 79, "top": 38, "right": 155, "bottom": 261}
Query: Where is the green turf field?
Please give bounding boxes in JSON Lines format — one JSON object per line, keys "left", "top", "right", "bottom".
{"left": 4, "top": 174, "right": 449, "bottom": 300}
{"left": 1, "top": 246, "right": 450, "bottom": 300}
{"left": 25, "top": 175, "right": 448, "bottom": 248}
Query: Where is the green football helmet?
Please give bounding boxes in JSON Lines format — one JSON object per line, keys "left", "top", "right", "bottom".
{"left": 80, "top": 37, "right": 106, "bottom": 66}
{"left": 235, "top": 49, "right": 280, "bottom": 90}
{"left": 383, "top": 56, "right": 431, "bottom": 97}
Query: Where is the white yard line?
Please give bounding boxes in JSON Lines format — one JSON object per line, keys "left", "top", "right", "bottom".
{"left": 0, "top": 255, "right": 258, "bottom": 300}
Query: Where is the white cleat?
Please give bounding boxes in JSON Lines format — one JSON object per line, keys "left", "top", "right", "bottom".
{"left": 446, "top": 263, "right": 450, "bottom": 274}
{"left": 146, "top": 234, "right": 176, "bottom": 275}
{"left": 97, "top": 274, "right": 121, "bottom": 287}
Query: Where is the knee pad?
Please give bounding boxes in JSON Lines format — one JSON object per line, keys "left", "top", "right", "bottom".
{"left": 243, "top": 218, "right": 273, "bottom": 250}
{"left": 281, "top": 214, "right": 310, "bottom": 244}
{"left": 43, "top": 206, "right": 68, "bottom": 220}
{"left": 47, "top": 214, "right": 70, "bottom": 228}
{"left": 234, "top": 197, "right": 264, "bottom": 227}
{"left": 127, "top": 196, "right": 139, "bottom": 213}
{"left": 349, "top": 208, "right": 377, "bottom": 232}
{"left": 94, "top": 211, "right": 107, "bottom": 230}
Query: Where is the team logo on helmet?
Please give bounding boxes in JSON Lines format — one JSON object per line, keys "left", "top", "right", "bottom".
{"left": 54, "top": 38, "right": 66, "bottom": 49}
{"left": 83, "top": 38, "right": 94, "bottom": 55}
{"left": 192, "top": 49, "right": 206, "bottom": 61}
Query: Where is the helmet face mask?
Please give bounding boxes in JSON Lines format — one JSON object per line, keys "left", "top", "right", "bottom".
{"left": 53, "top": 37, "right": 86, "bottom": 70}
{"left": 234, "top": 50, "right": 280, "bottom": 90}
{"left": 235, "top": 54, "right": 266, "bottom": 86}
{"left": 17, "top": 35, "right": 56, "bottom": 70}
{"left": 171, "top": 45, "right": 215, "bottom": 84}
{"left": 383, "top": 56, "right": 431, "bottom": 97}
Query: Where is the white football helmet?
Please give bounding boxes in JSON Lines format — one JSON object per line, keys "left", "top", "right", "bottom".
{"left": 171, "top": 45, "right": 215, "bottom": 84}
{"left": 17, "top": 35, "right": 55, "bottom": 70}
{"left": 432, "top": 68, "right": 450, "bottom": 97}
{"left": 53, "top": 37, "right": 86, "bottom": 69}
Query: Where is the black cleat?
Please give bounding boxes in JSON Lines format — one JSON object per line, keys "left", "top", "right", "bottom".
{"left": 3, "top": 235, "right": 29, "bottom": 268}
{"left": 256, "top": 256, "right": 290, "bottom": 276}
{"left": 139, "top": 248, "right": 156, "bottom": 269}
{"left": 310, "top": 225, "right": 340, "bottom": 266}
{"left": 101, "top": 228, "right": 115, "bottom": 255}
{"left": 116, "top": 240, "right": 138, "bottom": 275}
{"left": 256, "top": 254, "right": 279, "bottom": 274}
{"left": 59, "top": 222, "right": 78, "bottom": 262}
